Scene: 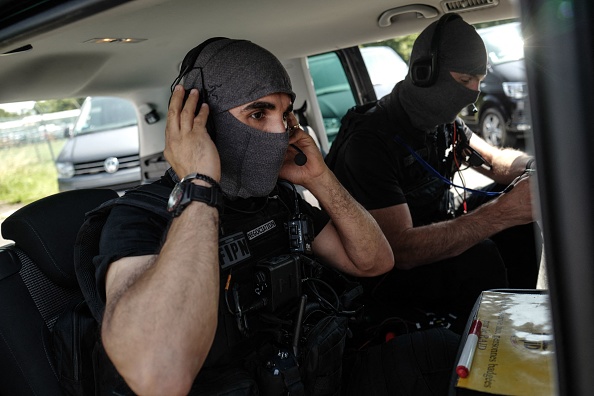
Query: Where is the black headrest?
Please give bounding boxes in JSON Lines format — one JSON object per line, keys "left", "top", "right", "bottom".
{"left": 1, "top": 189, "right": 119, "bottom": 288}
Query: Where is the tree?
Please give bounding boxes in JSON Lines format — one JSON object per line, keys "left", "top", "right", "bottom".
{"left": 0, "top": 108, "right": 17, "bottom": 118}
{"left": 363, "top": 34, "right": 418, "bottom": 63}
{"left": 34, "top": 98, "right": 83, "bottom": 114}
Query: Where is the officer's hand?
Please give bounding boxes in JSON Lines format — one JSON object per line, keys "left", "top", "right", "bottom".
{"left": 164, "top": 85, "right": 220, "bottom": 181}
{"left": 497, "top": 175, "right": 537, "bottom": 224}
{"left": 279, "top": 113, "right": 327, "bottom": 186}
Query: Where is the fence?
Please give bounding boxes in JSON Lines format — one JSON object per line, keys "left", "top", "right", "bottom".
{"left": 0, "top": 109, "right": 80, "bottom": 149}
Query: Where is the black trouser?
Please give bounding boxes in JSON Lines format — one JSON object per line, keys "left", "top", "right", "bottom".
{"left": 342, "top": 327, "right": 460, "bottom": 396}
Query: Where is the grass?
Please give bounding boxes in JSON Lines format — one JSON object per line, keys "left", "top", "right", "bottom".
{"left": 0, "top": 139, "right": 66, "bottom": 205}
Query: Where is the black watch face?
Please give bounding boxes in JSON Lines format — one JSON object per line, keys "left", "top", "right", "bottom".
{"left": 167, "top": 182, "right": 184, "bottom": 212}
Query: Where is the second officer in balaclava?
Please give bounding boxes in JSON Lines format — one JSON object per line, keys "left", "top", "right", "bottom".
{"left": 325, "top": 13, "right": 541, "bottom": 334}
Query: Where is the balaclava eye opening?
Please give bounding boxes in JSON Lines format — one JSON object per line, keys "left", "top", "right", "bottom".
{"left": 398, "top": 14, "right": 488, "bottom": 131}
{"left": 181, "top": 39, "right": 296, "bottom": 198}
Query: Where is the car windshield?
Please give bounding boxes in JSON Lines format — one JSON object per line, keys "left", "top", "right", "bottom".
{"left": 479, "top": 22, "right": 524, "bottom": 65}
{"left": 73, "top": 97, "right": 137, "bottom": 135}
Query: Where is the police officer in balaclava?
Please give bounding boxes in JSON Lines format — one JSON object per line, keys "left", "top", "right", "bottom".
{"left": 92, "top": 37, "right": 393, "bottom": 395}
{"left": 398, "top": 14, "right": 488, "bottom": 130}
{"left": 326, "top": 13, "right": 540, "bottom": 335}
{"left": 179, "top": 38, "right": 296, "bottom": 198}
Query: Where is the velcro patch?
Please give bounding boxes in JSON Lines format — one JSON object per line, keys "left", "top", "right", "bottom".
{"left": 219, "top": 232, "right": 251, "bottom": 269}
{"left": 246, "top": 220, "right": 276, "bottom": 240}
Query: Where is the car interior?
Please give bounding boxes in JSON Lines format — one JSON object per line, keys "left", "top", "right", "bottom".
{"left": 1, "top": 0, "right": 594, "bottom": 395}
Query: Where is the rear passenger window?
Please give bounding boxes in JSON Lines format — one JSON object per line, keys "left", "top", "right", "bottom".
{"left": 307, "top": 52, "right": 356, "bottom": 145}
{"left": 308, "top": 46, "right": 408, "bottom": 147}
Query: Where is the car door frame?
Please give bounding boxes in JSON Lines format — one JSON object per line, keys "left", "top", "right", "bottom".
{"left": 520, "top": 1, "right": 594, "bottom": 395}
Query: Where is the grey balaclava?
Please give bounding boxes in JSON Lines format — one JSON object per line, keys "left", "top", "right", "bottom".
{"left": 182, "top": 38, "right": 295, "bottom": 199}
{"left": 397, "top": 15, "right": 488, "bottom": 131}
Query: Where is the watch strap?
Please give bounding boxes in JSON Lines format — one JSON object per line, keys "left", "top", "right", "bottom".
{"left": 184, "top": 172, "right": 221, "bottom": 192}
{"left": 187, "top": 182, "right": 223, "bottom": 210}
{"left": 170, "top": 175, "right": 223, "bottom": 216}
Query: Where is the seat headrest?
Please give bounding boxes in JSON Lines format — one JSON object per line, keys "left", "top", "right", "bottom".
{"left": 1, "top": 189, "right": 119, "bottom": 288}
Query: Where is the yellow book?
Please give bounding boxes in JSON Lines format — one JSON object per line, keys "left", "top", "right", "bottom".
{"left": 456, "top": 291, "right": 556, "bottom": 395}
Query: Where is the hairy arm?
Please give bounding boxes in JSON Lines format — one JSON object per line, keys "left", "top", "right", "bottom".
{"left": 468, "top": 133, "right": 533, "bottom": 184}
{"left": 101, "top": 87, "right": 222, "bottom": 395}
{"left": 371, "top": 176, "right": 535, "bottom": 269}
{"left": 308, "top": 170, "right": 394, "bottom": 276}
{"left": 102, "top": 203, "right": 219, "bottom": 395}
{"left": 280, "top": 115, "right": 393, "bottom": 277}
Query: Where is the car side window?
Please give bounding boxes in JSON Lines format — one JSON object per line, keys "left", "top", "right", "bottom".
{"left": 74, "top": 97, "right": 138, "bottom": 135}
{"left": 308, "top": 46, "right": 408, "bottom": 147}
{"left": 0, "top": 95, "right": 140, "bottom": 247}
{"left": 307, "top": 52, "right": 356, "bottom": 146}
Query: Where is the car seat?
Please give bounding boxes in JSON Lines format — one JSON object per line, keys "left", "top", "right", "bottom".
{"left": 0, "top": 188, "right": 118, "bottom": 395}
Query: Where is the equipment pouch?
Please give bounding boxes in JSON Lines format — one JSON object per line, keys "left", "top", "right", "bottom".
{"left": 300, "top": 315, "right": 348, "bottom": 396}
{"left": 51, "top": 299, "right": 98, "bottom": 396}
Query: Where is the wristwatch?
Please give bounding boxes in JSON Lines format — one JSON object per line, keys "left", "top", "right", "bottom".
{"left": 167, "top": 173, "right": 223, "bottom": 217}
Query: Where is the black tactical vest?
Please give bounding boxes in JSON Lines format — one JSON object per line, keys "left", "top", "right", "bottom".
{"left": 68, "top": 182, "right": 355, "bottom": 395}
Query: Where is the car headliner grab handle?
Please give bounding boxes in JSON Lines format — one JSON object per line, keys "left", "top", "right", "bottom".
{"left": 378, "top": 5, "right": 439, "bottom": 28}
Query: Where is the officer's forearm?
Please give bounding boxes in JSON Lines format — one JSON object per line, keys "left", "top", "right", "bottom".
{"left": 102, "top": 202, "right": 219, "bottom": 395}
{"left": 307, "top": 171, "right": 393, "bottom": 274}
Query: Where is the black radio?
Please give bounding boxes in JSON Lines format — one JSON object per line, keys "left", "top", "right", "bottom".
{"left": 288, "top": 213, "right": 314, "bottom": 255}
{"left": 223, "top": 254, "right": 303, "bottom": 340}
{"left": 281, "top": 180, "right": 314, "bottom": 255}
{"left": 255, "top": 254, "right": 302, "bottom": 312}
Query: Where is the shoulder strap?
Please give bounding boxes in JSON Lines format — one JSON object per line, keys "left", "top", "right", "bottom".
{"left": 114, "top": 183, "right": 172, "bottom": 219}
{"left": 74, "top": 183, "right": 173, "bottom": 322}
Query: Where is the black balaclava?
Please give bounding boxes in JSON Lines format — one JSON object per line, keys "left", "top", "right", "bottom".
{"left": 182, "top": 39, "right": 296, "bottom": 199}
{"left": 396, "top": 15, "right": 488, "bottom": 131}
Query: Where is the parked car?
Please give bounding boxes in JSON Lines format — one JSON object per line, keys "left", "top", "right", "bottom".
{"left": 459, "top": 22, "right": 530, "bottom": 147}
{"left": 55, "top": 96, "right": 141, "bottom": 191}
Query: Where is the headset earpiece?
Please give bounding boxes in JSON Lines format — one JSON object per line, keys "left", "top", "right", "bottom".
{"left": 410, "top": 13, "right": 461, "bottom": 87}
{"left": 410, "top": 54, "right": 437, "bottom": 87}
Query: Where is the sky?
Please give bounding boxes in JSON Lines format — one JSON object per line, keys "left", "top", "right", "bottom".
{"left": 0, "top": 101, "right": 36, "bottom": 114}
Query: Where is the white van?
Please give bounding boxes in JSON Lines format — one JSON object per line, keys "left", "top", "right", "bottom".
{"left": 55, "top": 96, "right": 141, "bottom": 191}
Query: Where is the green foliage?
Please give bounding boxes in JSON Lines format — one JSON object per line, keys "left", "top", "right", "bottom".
{"left": 1, "top": 97, "right": 84, "bottom": 119}
{"left": 0, "top": 99, "right": 82, "bottom": 207}
{"left": 363, "top": 34, "right": 418, "bottom": 63}
{"left": 0, "top": 140, "right": 66, "bottom": 204}
{"left": 0, "top": 108, "right": 16, "bottom": 118}
{"left": 34, "top": 98, "right": 83, "bottom": 113}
